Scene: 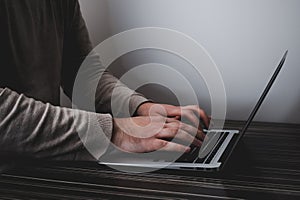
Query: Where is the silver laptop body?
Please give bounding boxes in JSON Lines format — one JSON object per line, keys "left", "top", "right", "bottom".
{"left": 100, "top": 51, "right": 288, "bottom": 171}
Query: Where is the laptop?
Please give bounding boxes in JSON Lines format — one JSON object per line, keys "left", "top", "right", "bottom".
{"left": 100, "top": 50, "right": 288, "bottom": 171}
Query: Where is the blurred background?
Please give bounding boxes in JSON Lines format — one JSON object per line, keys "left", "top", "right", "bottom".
{"left": 77, "top": 0, "right": 300, "bottom": 124}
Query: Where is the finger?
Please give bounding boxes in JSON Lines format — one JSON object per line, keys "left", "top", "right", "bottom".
{"left": 164, "top": 105, "right": 182, "bottom": 117}
{"left": 158, "top": 140, "right": 191, "bottom": 153}
{"left": 165, "top": 121, "right": 205, "bottom": 141}
{"left": 156, "top": 128, "right": 202, "bottom": 147}
{"left": 165, "top": 117, "right": 180, "bottom": 123}
{"left": 180, "top": 109, "right": 200, "bottom": 128}
{"left": 199, "top": 109, "right": 210, "bottom": 128}
{"left": 149, "top": 116, "right": 167, "bottom": 122}
{"left": 185, "top": 105, "right": 210, "bottom": 128}
{"left": 179, "top": 122, "right": 206, "bottom": 141}
{"left": 174, "top": 116, "right": 181, "bottom": 120}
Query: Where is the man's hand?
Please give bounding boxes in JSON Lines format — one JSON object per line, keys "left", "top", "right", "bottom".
{"left": 112, "top": 116, "right": 204, "bottom": 153}
{"left": 136, "top": 103, "right": 210, "bottom": 130}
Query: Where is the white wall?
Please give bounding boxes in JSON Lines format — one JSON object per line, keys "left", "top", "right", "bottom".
{"left": 79, "top": 0, "right": 300, "bottom": 124}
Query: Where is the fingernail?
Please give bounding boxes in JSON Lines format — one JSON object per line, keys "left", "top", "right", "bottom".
{"left": 185, "top": 147, "right": 191, "bottom": 153}
{"left": 198, "top": 140, "right": 203, "bottom": 147}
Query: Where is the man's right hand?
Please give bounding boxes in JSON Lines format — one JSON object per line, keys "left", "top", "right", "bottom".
{"left": 111, "top": 116, "right": 205, "bottom": 153}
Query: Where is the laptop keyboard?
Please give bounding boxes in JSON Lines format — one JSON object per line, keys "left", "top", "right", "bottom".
{"left": 203, "top": 132, "right": 229, "bottom": 164}
{"left": 177, "top": 131, "right": 230, "bottom": 164}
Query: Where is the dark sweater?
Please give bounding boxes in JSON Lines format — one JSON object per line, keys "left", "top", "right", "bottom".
{"left": 0, "top": 0, "right": 147, "bottom": 168}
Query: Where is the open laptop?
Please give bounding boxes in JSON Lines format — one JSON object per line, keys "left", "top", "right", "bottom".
{"left": 100, "top": 51, "right": 288, "bottom": 171}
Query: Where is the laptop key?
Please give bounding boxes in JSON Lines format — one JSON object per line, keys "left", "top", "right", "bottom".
{"left": 194, "top": 156, "right": 207, "bottom": 163}
{"left": 177, "top": 131, "right": 230, "bottom": 164}
{"left": 176, "top": 144, "right": 200, "bottom": 162}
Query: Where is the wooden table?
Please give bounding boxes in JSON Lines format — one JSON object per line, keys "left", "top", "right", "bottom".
{"left": 0, "top": 121, "right": 299, "bottom": 199}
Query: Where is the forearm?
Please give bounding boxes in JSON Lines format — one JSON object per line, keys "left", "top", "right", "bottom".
{"left": 0, "top": 88, "right": 112, "bottom": 161}
{"left": 75, "top": 51, "right": 150, "bottom": 117}
{"left": 95, "top": 71, "right": 150, "bottom": 117}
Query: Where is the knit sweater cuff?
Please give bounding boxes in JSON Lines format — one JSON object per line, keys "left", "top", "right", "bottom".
{"left": 75, "top": 112, "right": 113, "bottom": 161}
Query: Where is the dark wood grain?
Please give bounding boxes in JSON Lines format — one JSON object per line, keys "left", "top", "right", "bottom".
{"left": 0, "top": 121, "right": 299, "bottom": 199}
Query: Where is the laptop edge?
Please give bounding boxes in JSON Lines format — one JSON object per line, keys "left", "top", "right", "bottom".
{"left": 100, "top": 50, "right": 289, "bottom": 172}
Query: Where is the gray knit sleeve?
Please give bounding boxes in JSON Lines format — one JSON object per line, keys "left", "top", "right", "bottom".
{"left": 0, "top": 87, "right": 112, "bottom": 161}
{"left": 60, "top": 1, "right": 150, "bottom": 117}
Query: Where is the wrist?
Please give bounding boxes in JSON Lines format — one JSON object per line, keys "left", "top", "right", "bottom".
{"left": 136, "top": 102, "right": 155, "bottom": 116}
{"left": 111, "top": 118, "right": 124, "bottom": 146}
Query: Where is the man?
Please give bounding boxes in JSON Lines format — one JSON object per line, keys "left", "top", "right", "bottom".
{"left": 0, "top": 0, "right": 209, "bottom": 169}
